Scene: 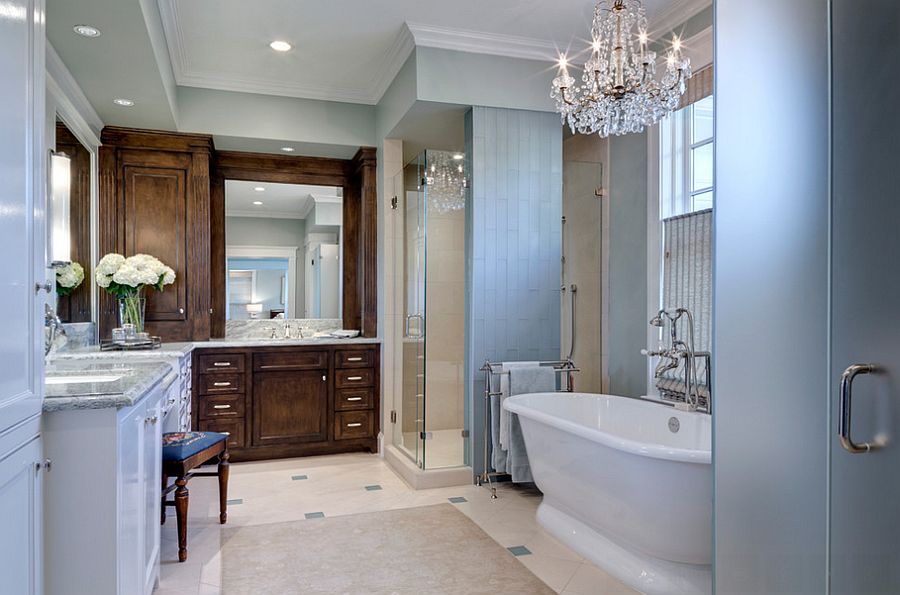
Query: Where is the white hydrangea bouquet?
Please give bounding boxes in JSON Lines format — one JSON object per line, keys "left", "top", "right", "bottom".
{"left": 55, "top": 262, "right": 85, "bottom": 297}
{"left": 96, "top": 253, "right": 176, "bottom": 333}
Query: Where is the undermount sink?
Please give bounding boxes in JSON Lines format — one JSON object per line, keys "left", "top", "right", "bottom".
{"left": 45, "top": 375, "right": 123, "bottom": 385}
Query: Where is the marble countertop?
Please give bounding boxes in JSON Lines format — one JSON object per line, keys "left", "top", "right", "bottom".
{"left": 44, "top": 361, "right": 176, "bottom": 412}
{"left": 49, "top": 336, "right": 380, "bottom": 361}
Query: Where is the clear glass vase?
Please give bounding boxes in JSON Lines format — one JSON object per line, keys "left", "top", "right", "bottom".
{"left": 118, "top": 296, "right": 146, "bottom": 334}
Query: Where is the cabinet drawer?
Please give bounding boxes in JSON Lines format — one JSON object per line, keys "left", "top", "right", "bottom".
{"left": 335, "top": 368, "right": 375, "bottom": 389}
{"left": 253, "top": 350, "right": 327, "bottom": 372}
{"left": 199, "top": 373, "right": 245, "bottom": 395}
{"left": 334, "top": 411, "right": 375, "bottom": 440}
{"left": 335, "top": 349, "right": 375, "bottom": 369}
{"left": 197, "top": 353, "right": 245, "bottom": 374}
{"left": 199, "top": 418, "right": 245, "bottom": 449}
{"left": 198, "top": 394, "right": 245, "bottom": 420}
{"left": 335, "top": 388, "right": 374, "bottom": 411}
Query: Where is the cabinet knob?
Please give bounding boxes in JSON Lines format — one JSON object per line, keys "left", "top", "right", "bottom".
{"left": 322, "top": 375, "right": 326, "bottom": 382}
{"left": 35, "top": 460, "right": 52, "bottom": 474}
{"left": 179, "top": 308, "right": 185, "bottom": 314}
{"left": 145, "top": 415, "right": 158, "bottom": 425}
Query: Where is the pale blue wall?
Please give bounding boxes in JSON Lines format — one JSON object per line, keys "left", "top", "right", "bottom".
{"left": 608, "top": 132, "right": 649, "bottom": 398}
{"left": 464, "top": 106, "right": 563, "bottom": 475}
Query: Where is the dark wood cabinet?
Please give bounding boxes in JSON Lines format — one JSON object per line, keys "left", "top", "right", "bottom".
{"left": 192, "top": 343, "right": 379, "bottom": 462}
{"left": 99, "top": 127, "right": 213, "bottom": 341}
{"left": 253, "top": 369, "right": 328, "bottom": 446}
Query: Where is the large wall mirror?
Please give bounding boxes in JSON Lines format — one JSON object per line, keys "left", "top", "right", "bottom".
{"left": 224, "top": 181, "right": 343, "bottom": 324}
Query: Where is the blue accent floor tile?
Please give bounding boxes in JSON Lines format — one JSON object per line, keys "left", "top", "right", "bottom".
{"left": 226, "top": 498, "right": 243, "bottom": 505}
{"left": 448, "top": 497, "right": 468, "bottom": 504}
{"left": 292, "top": 475, "right": 308, "bottom": 481}
{"left": 305, "top": 512, "right": 325, "bottom": 519}
{"left": 507, "top": 546, "right": 531, "bottom": 556}
{"left": 365, "top": 484, "right": 383, "bottom": 491}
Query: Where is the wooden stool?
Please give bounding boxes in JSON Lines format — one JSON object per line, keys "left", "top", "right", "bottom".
{"left": 161, "top": 432, "right": 230, "bottom": 562}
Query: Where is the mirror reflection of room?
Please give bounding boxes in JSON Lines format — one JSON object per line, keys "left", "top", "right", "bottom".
{"left": 53, "top": 119, "right": 92, "bottom": 324}
{"left": 224, "top": 180, "right": 343, "bottom": 338}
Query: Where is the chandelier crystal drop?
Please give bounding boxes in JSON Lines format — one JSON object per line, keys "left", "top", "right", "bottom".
{"left": 551, "top": 0, "right": 691, "bottom": 137}
{"left": 425, "top": 151, "right": 466, "bottom": 214}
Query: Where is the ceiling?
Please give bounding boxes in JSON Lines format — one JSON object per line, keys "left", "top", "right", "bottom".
{"left": 159, "top": 0, "right": 708, "bottom": 105}
{"left": 225, "top": 180, "right": 341, "bottom": 219}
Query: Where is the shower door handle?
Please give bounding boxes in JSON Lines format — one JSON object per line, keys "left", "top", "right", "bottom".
{"left": 838, "top": 363, "right": 883, "bottom": 454}
{"left": 405, "top": 314, "right": 425, "bottom": 339}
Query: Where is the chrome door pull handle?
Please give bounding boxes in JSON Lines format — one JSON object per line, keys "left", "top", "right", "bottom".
{"left": 839, "top": 363, "right": 883, "bottom": 454}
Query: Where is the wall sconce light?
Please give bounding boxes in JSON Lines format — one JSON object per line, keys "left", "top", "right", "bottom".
{"left": 245, "top": 303, "right": 263, "bottom": 319}
{"left": 49, "top": 151, "right": 72, "bottom": 267}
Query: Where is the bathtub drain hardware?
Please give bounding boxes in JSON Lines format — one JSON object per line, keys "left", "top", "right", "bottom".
{"left": 668, "top": 417, "right": 680, "bottom": 433}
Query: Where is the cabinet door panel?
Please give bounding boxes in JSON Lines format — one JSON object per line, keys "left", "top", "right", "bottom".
{"left": 253, "top": 370, "right": 328, "bottom": 446}
{"left": 122, "top": 165, "right": 188, "bottom": 326}
{"left": 143, "top": 398, "right": 162, "bottom": 594}
{"left": 0, "top": 437, "right": 41, "bottom": 595}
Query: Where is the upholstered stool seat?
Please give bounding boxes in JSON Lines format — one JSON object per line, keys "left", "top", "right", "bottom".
{"left": 161, "top": 431, "right": 230, "bottom": 562}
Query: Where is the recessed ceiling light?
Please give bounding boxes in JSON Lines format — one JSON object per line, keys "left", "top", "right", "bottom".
{"left": 73, "top": 24, "right": 101, "bottom": 38}
{"left": 253, "top": 186, "right": 266, "bottom": 192}
{"left": 281, "top": 146, "right": 295, "bottom": 152}
{"left": 452, "top": 154, "right": 464, "bottom": 160}
{"left": 269, "top": 40, "right": 292, "bottom": 52}
{"left": 113, "top": 98, "right": 134, "bottom": 107}
{"left": 253, "top": 201, "right": 263, "bottom": 206}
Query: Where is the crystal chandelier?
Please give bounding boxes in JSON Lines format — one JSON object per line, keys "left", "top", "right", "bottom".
{"left": 551, "top": 0, "right": 691, "bottom": 137}
{"left": 424, "top": 151, "right": 466, "bottom": 214}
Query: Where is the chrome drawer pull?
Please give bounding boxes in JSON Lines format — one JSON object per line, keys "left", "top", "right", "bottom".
{"left": 213, "top": 362, "right": 231, "bottom": 367}
{"left": 347, "top": 376, "right": 363, "bottom": 381}
{"left": 346, "top": 397, "right": 363, "bottom": 402}
{"left": 213, "top": 404, "right": 232, "bottom": 410}
{"left": 347, "top": 357, "right": 363, "bottom": 362}
{"left": 346, "top": 423, "right": 363, "bottom": 428}
{"left": 221, "top": 431, "right": 231, "bottom": 436}
{"left": 839, "top": 363, "right": 884, "bottom": 453}
{"left": 213, "top": 382, "right": 232, "bottom": 387}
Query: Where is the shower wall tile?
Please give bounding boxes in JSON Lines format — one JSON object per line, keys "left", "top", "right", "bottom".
{"left": 465, "top": 107, "right": 563, "bottom": 476}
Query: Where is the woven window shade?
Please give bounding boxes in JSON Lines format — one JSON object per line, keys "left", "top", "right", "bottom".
{"left": 679, "top": 64, "right": 713, "bottom": 109}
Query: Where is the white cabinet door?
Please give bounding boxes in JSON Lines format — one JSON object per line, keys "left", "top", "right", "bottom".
{"left": 142, "top": 396, "right": 162, "bottom": 594}
{"left": 0, "top": 437, "right": 42, "bottom": 595}
{"left": 118, "top": 405, "right": 145, "bottom": 595}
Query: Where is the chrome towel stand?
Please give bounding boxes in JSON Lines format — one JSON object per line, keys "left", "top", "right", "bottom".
{"left": 476, "top": 359, "right": 579, "bottom": 499}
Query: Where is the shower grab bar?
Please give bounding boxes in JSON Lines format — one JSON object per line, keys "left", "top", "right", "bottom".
{"left": 476, "top": 358, "right": 579, "bottom": 499}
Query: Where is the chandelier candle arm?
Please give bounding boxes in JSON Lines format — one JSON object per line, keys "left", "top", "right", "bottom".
{"left": 551, "top": 0, "right": 691, "bottom": 137}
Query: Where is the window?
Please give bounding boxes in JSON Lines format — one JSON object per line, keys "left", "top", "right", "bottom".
{"left": 659, "top": 94, "right": 714, "bottom": 218}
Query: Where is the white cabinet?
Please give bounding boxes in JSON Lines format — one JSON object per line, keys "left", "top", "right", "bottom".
{"left": 0, "top": 434, "right": 43, "bottom": 595}
{"left": 0, "top": 0, "right": 46, "bottom": 593}
{"left": 44, "top": 375, "right": 171, "bottom": 595}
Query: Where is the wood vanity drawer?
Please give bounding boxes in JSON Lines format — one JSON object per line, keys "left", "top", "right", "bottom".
{"left": 198, "top": 394, "right": 245, "bottom": 420}
{"left": 199, "top": 373, "right": 245, "bottom": 395}
{"left": 334, "top": 411, "right": 375, "bottom": 440}
{"left": 335, "top": 388, "right": 374, "bottom": 411}
{"left": 199, "top": 418, "right": 246, "bottom": 449}
{"left": 253, "top": 350, "right": 327, "bottom": 372}
{"left": 197, "top": 353, "right": 245, "bottom": 374}
{"left": 335, "top": 368, "right": 374, "bottom": 389}
{"left": 335, "top": 349, "right": 375, "bottom": 369}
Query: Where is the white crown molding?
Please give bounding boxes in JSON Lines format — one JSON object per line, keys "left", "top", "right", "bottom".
{"left": 369, "top": 23, "right": 416, "bottom": 103}
{"left": 225, "top": 210, "right": 309, "bottom": 220}
{"left": 405, "top": 21, "right": 557, "bottom": 62}
{"left": 46, "top": 43, "right": 103, "bottom": 145}
{"left": 650, "top": 0, "right": 712, "bottom": 41}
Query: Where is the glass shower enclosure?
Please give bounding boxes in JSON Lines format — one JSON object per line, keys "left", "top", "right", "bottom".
{"left": 391, "top": 149, "right": 467, "bottom": 469}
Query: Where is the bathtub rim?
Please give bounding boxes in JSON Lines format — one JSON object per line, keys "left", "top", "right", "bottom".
{"left": 504, "top": 392, "right": 711, "bottom": 464}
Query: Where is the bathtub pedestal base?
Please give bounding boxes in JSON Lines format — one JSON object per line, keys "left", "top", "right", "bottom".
{"left": 537, "top": 502, "right": 711, "bottom": 595}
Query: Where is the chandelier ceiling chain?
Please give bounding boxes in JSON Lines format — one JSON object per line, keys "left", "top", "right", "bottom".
{"left": 551, "top": 0, "right": 692, "bottom": 137}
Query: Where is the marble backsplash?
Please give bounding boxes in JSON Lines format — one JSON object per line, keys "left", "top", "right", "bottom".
{"left": 225, "top": 319, "right": 344, "bottom": 339}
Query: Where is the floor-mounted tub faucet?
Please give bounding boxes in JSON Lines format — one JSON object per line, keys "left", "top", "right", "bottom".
{"left": 642, "top": 308, "right": 703, "bottom": 412}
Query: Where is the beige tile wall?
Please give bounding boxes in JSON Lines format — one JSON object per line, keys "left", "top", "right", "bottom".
{"left": 562, "top": 134, "right": 609, "bottom": 393}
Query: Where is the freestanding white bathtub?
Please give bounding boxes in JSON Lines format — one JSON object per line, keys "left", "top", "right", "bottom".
{"left": 504, "top": 393, "right": 711, "bottom": 595}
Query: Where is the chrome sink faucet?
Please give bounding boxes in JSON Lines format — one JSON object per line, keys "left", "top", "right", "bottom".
{"left": 44, "top": 303, "right": 66, "bottom": 356}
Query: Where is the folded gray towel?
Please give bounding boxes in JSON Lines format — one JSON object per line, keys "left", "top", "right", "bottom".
{"left": 501, "top": 365, "right": 556, "bottom": 483}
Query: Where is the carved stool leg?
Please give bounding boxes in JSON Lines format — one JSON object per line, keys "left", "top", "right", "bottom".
{"left": 161, "top": 472, "right": 168, "bottom": 525}
{"left": 174, "top": 477, "right": 189, "bottom": 562}
{"left": 218, "top": 451, "right": 230, "bottom": 524}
